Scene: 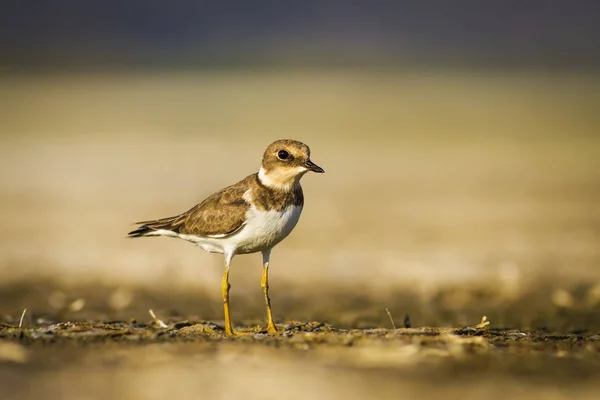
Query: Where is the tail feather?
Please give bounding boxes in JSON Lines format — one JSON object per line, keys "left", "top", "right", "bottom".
{"left": 127, "top": 225, "right": 156, "bottom": 238}
{"left": 127, "top": 215, "right": 182, "bottom": 238}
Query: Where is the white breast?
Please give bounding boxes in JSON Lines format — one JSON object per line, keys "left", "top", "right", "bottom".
{"left": 232, "top": 204, "right": 303, "bottom": 254}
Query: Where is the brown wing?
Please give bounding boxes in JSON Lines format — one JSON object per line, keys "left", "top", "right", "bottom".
{"left": 128, "top": 175, "right": 252, "bottom": 238}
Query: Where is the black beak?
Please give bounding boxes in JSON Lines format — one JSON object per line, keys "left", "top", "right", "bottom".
{"left": 305, "top": 159, "right": 325, "bottom": 173}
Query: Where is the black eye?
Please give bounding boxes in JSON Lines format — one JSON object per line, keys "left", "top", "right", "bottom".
{"left": 277, "top": 150, "right": 289, "bottom": 160}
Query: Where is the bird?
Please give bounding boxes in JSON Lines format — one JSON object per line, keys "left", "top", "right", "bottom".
{"left": 128, "top": 139, "right": 324, "bottom": 335}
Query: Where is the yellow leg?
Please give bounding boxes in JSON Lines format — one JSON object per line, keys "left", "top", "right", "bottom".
{"left": 221, "top": 263, "right": 234, "bottom": 336}
{"left": 261, "top": 250, "right": 278, "bottom": 333}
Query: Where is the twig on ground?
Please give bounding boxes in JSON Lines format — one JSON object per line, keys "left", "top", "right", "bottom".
{"left": 475, "top": 316, "right": 490, "bottom": 329}
{"left": 149, "top": 309, "right": 168, "bottom": 328}
{"left": 18, "top": 309, "right": 27, "bottom": 328}
{"left": 385, "top": 308, "right": 397, "bottom": 330}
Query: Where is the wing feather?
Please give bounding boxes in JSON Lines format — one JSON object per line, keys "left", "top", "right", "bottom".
{"left": 128, "top": 175, "right": 252, "bottom": 238}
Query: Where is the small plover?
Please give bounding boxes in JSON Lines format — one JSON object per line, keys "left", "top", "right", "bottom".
{"left": 128, "top": 139, "right": 324, "bottom": 335}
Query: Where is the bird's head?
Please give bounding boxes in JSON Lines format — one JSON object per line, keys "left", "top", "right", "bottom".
{"left": 259, "top": 139, "right": 324, "bottom": 191}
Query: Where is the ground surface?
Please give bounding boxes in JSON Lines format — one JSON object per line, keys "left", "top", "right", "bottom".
{"left": 1, "top": 282, "right": 600, "bottom": 400}
{"left": 1, "top": 319, "right": 600, "bottom": 400}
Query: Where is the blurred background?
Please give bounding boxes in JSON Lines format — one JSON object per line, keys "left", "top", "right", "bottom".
{"left": 0, "top": 0, "right": 599, "bottom": 327}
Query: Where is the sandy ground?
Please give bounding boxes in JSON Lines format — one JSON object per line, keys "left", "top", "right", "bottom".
{"left": 0, "top": 70, "right": 599, "bottom": 399}
{"left": 1, "top": 311, "right": 600, "bottom": 400}
{"left": 1, "top": 279, "right": 600, "bottom": 400}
